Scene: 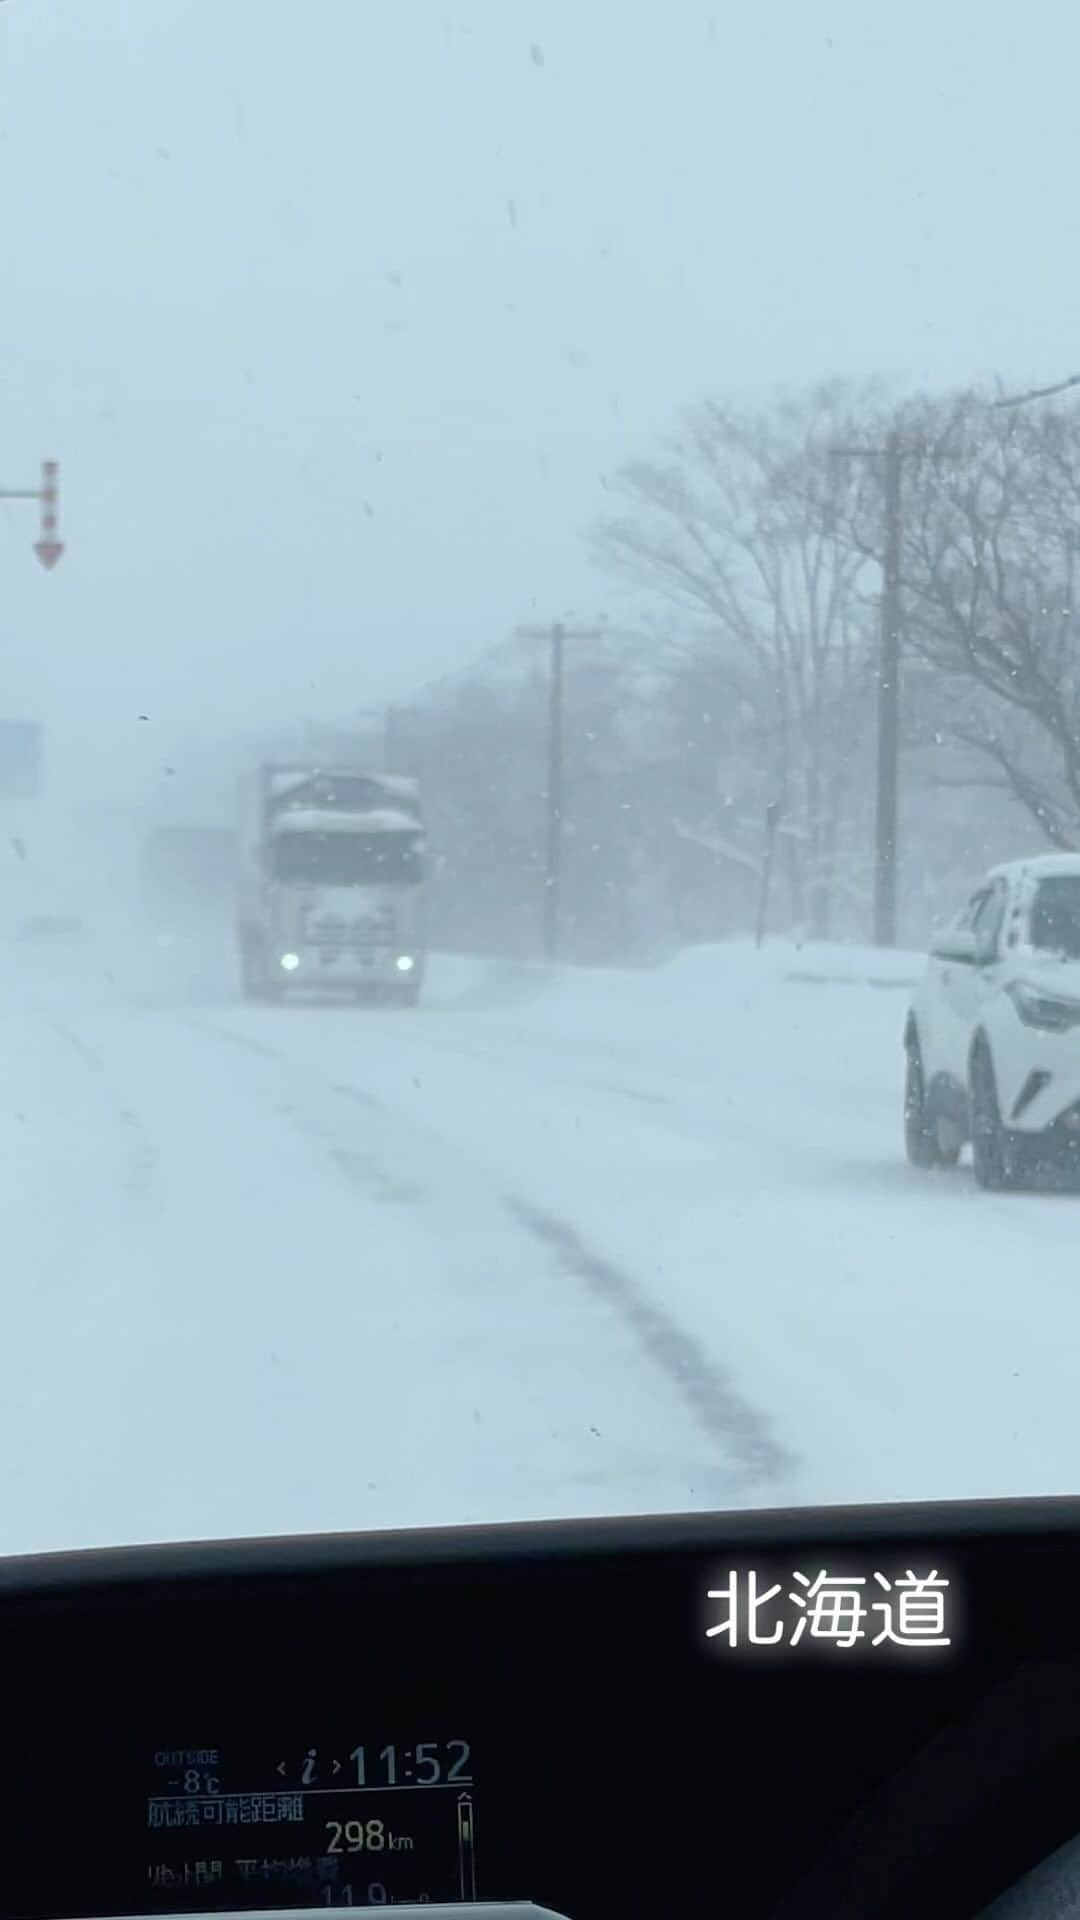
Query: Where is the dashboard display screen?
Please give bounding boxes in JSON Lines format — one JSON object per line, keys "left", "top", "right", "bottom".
{"left": 145, "top": 1738, "right": 476, "bottom": 1910}
{"left": 11, "top": 1506, "right": 1080, "bottom": 1920}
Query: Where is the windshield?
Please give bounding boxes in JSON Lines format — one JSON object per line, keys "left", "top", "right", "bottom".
{"left": 7, "top": 0, "right": 1080, "bottom": 1562}
{"left": 1029, "top": 878, "right": 1080, "bottom": 961}
{"left": 273, "top": 830, "right": 423, "bottom": 887}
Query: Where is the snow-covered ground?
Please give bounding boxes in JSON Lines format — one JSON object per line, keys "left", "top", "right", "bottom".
{"left": 2, "top": 924, "right": 1079, "bottom": 1557}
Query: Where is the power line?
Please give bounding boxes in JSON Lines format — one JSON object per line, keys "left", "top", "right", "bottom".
{"left": 993, "top": 373, "right": 1080, "bottom": 410}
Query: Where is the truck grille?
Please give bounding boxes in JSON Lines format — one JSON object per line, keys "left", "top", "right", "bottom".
{"left": 306, "top": 914, "right": 391, "bottom": 952}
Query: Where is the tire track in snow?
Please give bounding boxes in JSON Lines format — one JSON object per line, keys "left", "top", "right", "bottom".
{"left": 330, "top": 1151, "right": 425, "bottom": 1205}
{"left": 193, "top": 1022, "right": 428, "bottom": 1209}
{"left": 582, "top": 1077, "right": 673, "bottom": 1109}
{"left": 506, "top": 1197, "right": 794, "bottom": 1486}
{"left": 192, "top": 1012, "right": 794, "bottom": 1495}
{"left": 35, "top": 1009, "right": 161, "bottom": 1211}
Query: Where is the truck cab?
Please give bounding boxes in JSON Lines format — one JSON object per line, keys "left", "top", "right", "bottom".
{"left": 236, "top": 768, "right": 426, "bottom": 1006}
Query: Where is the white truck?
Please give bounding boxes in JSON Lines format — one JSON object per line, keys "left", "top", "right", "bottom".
{"left": 235, "top": 765, "right": 426, "bottom": 1005}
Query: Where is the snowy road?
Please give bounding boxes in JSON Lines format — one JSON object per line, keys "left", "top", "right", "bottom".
{"left": 4, "top": 933, "right": 1080, "bottom": 1555}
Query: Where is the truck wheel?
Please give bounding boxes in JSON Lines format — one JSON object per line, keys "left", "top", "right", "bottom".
{"left": 371, "top": 980, "right": 420, "bottom": 1008}
{"left": 240, "top": 943, "right": 265, "bottom": 1002}
{"left": 241, "top": 941, "right": 283, "bottom": 1004}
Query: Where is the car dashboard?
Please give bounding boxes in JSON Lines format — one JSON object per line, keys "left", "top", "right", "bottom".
{"left": 7, "top": 1498, "right": 1080, "bottom": 1919}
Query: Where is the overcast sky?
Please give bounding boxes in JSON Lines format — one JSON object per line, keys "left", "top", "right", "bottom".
{"left": 3, "top": 0, "right": 1080, "bottom": 823}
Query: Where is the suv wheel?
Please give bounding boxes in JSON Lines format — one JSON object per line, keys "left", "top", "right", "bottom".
{"left": 905, "top": 1038, "right": 961, "bottom": 1169}
{"left": 969, "top": 1042, "right": 1026, "bottom": 1190}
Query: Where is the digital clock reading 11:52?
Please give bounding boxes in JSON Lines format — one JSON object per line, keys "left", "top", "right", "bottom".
{"left": 347, "top": 1740, "right": 471, "bottom": 1787}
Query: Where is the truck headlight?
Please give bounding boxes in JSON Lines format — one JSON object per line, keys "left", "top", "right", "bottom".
{"left": 395, "top": 955, "right": 415, "bottom": 973}
{"left": 1004, "top": 979, "right": 1080, "bottom": 1031}
{"left": 280, "top": 952, "right": 300, "bottom": 972}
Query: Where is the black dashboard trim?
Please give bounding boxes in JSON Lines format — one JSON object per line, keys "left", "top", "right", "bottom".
{"left": 4, "top": 1492, "right": 1080, "bottom": 1592}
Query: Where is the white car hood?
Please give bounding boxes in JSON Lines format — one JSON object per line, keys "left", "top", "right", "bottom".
{"left": 1019, "top": 955, "right": 1080, "bottom": 999}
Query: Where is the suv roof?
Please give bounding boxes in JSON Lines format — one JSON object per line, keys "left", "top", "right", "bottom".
{"left": 986, "top": 851, "right": 1080, "bottom": 884}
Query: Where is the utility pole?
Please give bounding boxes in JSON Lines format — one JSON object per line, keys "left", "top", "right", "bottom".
{"left": 878, "top": 431, "right": 903, "bottom": 950}
{"left": 0, "top": 460, "right": 64, "bottom": 570}
{"left": 755, "top": 798, "right": 783, "bottom": 949}
{"left": 830, "top": 429, "right": 908, "bottom": 948}
{"left": 384, "top": 704, "right": 400, "bottom": 773}
{"left": 517, "top": 619, "right": 604, "bottom": 963}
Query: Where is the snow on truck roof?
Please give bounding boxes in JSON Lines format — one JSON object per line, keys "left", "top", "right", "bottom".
{"left": 267, "top": 768, "right": 419, "bottom": 801}
{"left": 987, "top": 852, "right": 1080, "bottom": 883}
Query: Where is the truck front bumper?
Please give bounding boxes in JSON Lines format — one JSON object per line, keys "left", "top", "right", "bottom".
{"left": 274, "top": 945, "right": 422, "bottom": 990}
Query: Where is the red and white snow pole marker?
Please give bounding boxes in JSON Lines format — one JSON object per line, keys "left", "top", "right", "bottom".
{"left": 0, "top": 460, "right": 64, "bottom": 570}
{"left": 34, "top": 461, "right": 63, "bottom": 570}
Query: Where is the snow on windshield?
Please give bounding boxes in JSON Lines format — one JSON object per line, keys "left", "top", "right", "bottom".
{"left": 5, "top": 0, "right": 1080, "bottom": 1557}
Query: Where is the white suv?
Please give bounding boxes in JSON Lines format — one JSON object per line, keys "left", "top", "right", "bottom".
{"left": 905, "top": 853, "right": 1080, "bottom": 1189}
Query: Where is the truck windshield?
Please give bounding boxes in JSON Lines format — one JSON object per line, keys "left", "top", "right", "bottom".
{"left": 273, "top": 831, "right": 423, "bottom": 887}
{"left": 1029, "top": 876, "right": 1080, "bottom": 959}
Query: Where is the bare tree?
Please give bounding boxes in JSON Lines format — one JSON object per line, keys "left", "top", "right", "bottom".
{"left": 891, "top": 393, "right": 1080, "bottom": 847}
{"left": 398, "top": 636, "right": 685, "bottom": 963}
{"left": 592, "top": 384, "right": 882, "bottom": 936}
